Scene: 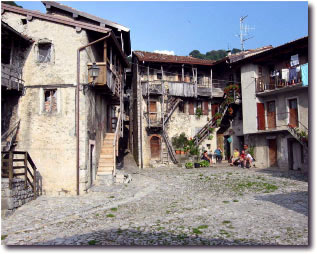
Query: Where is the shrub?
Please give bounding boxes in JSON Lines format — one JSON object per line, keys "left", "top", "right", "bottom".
{"left": 185, "top": 162, "right": 193, "bottom": 169}
{"left": 199, "top": 160, "right": 210, "bottom": 167}
{"left": 195, "top": 108, "right": 203, "bottom": 118}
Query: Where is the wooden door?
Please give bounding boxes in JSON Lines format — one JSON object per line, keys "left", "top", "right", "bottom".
{"left": 268, "top": 139, "right": 277, "bottom": 166}
{"left": 149, "top": 101, "right": 157, "bottom": 123}
{"left": 212, "top": 104, "right": 219, "bottom": 117}
{"left": 267, "top": 101, "right": 276, "bottom": 129}
{"left": 203, "top": 101, "right": 209, "bottom": 115}
{"left": 150, "top": 136, "right": 160, "bottom": 159}
{"left": 289, "top": 99, "right": 298, "bottom": 127}
{"left": 188, "top": 101, "right": 194, "bottom": 115}
{"left": 257, "top": 103, "right": 266, "bottom": 130}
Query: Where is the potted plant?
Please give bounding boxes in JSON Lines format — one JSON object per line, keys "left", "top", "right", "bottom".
{"left": 208, "top": 127, "right": 215, "bottom": 133}
{"left": 195, "top": 108, "right": 203, "bottom": 119}
{"left": 172, "top": 136, "right": 181, "bottom": 154}
{"left": 208, "top": 135, "right": 213, "bottom": 140}
{"left": 228, "top": 107, "right": 233, "bottom": 115}
{"left": 216, "top": 118, "right": 221, "bottom": 127}
{"left": 185, "top": 162, "right": 193, "bottom": 169}
{"left": 214, "top": 112, "right": 222, "bottom": 120}
{"left": 199, "top": 160, "right": 210, "bottom": 167}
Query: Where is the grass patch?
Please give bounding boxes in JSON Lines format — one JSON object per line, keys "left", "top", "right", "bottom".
{"left": 110, "top": 207, "right": 118, "bottom": 212}
{"left": 219, "top": 229, "right": 231, "bottom": 237}
{"left": 109, "top": 195, "right": 115, "bottom": 198}
{"left": 192, "top": 228, "right": 203, "bottom": 234}
{"left": 166, "top": 210, "right": 171, "bottom": 214}
{"left": 197, "top": 225, "right": 208, "bottom": 229}
{"left": 232, "top": 181, "right": 278, "bottom": 194}
{"left": 223, "top": 201, "right": 230, "bottom": 204}
{"left": 88, "top": 240, "right": 97, "bottom": 245}
{"left": 222, "top": 220, "right": 231, "bottom": 224}
{"left": 95, "top": 213, "right": 99, "bottom": 217}
{"left": 1, "top": 235, "right": 8, "bottom": 240}
{"left": 106, "top": 213, "right": 115, "bottom": 218}
{"left": 233, "top": 199, "right": 239, "bottom": 202}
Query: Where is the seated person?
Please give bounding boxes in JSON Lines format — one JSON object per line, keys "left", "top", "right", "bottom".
{"left": 201, "top": 150, "right": 212, "bottom": 164}
{"left": 214, "top": 147, "right": 223, "bottom": 163}
{"left": 230, "top": 148, "right": 240, "bottom": 166}
{"left": 239, "top": 150, "right": 245, "bottom": 168}
{"left": 244, "top": 153, "right": 254, "bottom": 168}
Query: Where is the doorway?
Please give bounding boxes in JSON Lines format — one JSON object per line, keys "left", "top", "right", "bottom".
{"left": 288, "top": 139, "right": 302, "bottom": 170}
{"left": 268, "top": 139, "right": 277, "bottom": 167}
{"left": 89, "top": 143, "right": 95, "bottom": 186}
{"left": 289, "top": 99, "right": 298, "bottom": 127}
{"left": 150, "top": 135, "right": 161, "bottom": 159}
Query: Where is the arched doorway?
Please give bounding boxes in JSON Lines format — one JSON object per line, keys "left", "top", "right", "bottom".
{"left": 150, "top": 135, "right": 161, "bottom": 159}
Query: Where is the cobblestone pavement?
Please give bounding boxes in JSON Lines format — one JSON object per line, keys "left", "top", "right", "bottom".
{"left": 1, "top": 162, "right": 308, "bottom": 246}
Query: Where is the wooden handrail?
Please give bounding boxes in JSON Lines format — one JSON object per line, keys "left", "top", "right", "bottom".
{"left": 1, "top": 151, "right": 37, "bottom": 199}
{"left": 112, "top": 112, "right": 122, "bottom": 175}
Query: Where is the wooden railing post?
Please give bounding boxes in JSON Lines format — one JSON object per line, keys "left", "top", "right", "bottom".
{"left": 24, "top": 152, "right": 28, "bottom": 189}
{"left": 8, "top": 151, "right": 13, "bottom": 189}
{"left": 33, "top": 166, "right": 37, "bottom": 199}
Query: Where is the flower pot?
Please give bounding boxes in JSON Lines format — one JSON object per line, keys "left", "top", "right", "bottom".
{"left": 181, "top": 150, "right": 185, "bottom": 155}
{"left": 194, "top": 162, "right": 200, "bottom": 168}
{"left": 175, "top": 150, "right": 181, "bottom": 154}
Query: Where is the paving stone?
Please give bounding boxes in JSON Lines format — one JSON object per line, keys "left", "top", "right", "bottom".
{"left": 1, "top": 165, "right": 308, "bottom": 246}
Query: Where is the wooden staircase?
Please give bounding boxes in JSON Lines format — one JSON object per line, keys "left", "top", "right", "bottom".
{"left": 193, "top": 100, "right": 229, "bottom": 145}
{"left": 164, "top": 97, "right": 182, "bottom": 125}
{"left": 287, "top": 124, "right": 308, "bottom": 150}
{"left": 97, "top": 133, "right": 116, "bottom": 175}
{"left": 162, "top": 130, "right": 178, "bottom": 164}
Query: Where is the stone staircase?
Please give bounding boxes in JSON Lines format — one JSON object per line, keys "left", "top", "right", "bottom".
{"left": 97, "top": 133, "right": 115, "bottom": 178}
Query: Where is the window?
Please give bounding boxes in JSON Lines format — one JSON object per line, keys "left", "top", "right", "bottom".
{"left": 157, "top": 72, "right": 162, "bottom": 80}
{"left": 38, "top": 43, "right": 51, "bottom": 63}
{"left": 178, "top": 101, "right": 185, "bottom": 113}
{"left": 44, "top": 89, "right": 57, "bottom": 113}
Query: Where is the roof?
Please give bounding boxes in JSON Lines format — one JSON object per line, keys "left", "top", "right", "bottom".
{"left": 1, "top": 21, "right": 34, "bottom": 43}
{"left": 1, "top": 3, "right": 111, "bottom": 34}
{"left": 42, "top": 1, "right": 131, "bottom": 55}
{"left": 133, "top": 51, "right": 215, "bottom": 66}
{"left": 212, "top": 46, "right": 273, "bottom": 65}
{"left": 2, "top": 3, "right": 129, "bottom": 67}
{"left": 233, "top": 36, "right": 308, "bottom": 64}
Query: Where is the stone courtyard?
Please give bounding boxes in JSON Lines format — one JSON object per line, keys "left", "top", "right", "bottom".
{"left": 1, "top": 161, "right": 308, "bottom": 246}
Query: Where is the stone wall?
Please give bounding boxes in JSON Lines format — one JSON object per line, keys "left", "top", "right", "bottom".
{"left": 1, "top": 12, "right": 99, "bottom": 195}
{"left": 1, "top": 178, "right": 34, "bottom": 217}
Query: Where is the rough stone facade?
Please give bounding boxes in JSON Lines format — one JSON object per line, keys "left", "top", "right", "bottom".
{"left": 2, "top": 8, "right": 126, "bottom": 195}
{"left": 1, "top": 178, "right": 34, "bottom": 217}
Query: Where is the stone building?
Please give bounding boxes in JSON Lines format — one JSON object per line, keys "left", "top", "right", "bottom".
{"left": 1, "top": 2, "right": 131, "bottom": 196}
{"left": 237, "top": 37, "right": 309, "bottom": 172}
{"left": 130, "top": 51, "right": 239, "bottom": 168}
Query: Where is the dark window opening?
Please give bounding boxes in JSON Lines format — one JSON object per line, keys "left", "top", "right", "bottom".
{"left": 179, "top": 101, "right": 185, "bottom": 113}
{"left": 44, "top": 89, "right": 57, "bottom": 113}
{"left": 157, "top": 72, "right": 162, "bottom": 80}
{"left": 38, "top": 43, "right": 51, "bottom": 63}
{"left": 21, "top": 19, "right": 27, "bottom": 25}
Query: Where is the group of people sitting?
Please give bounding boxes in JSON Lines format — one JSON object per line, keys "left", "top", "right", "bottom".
{"left": 229, "top": 144, "right": 254, "bottom": 168}
{"left": 200, "top": 144, "right": 254, "bottom": 168}
{"left": 201, "top": 147, "right": 223, "bottom": 165}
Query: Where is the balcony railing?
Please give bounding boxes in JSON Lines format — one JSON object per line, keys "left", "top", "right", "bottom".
{"left": 256, "top": 71, "right": 303, "bottom": 93}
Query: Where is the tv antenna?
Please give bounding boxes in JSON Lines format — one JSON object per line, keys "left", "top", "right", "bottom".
{"left": 236, "top": 15, "right": 255, "bottom": 51}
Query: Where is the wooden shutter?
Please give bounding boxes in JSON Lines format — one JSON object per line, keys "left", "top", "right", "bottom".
{"left": 257, "top": 103, "right": 266, "bottom": 130}
{"left": 289, "top": 99, "right": 298, "bottom": 127}
{"left": 188, "top": 102, "right": 194, "bottom": 115}
{"left": 203, "top": 101, "right": 209, "bottom": 115}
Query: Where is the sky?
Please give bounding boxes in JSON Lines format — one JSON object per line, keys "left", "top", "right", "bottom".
{"left": 15, "top": 1, "right": 309, "bottom": 56}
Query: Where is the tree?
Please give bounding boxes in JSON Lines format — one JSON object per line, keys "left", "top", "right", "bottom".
{"left": 188, "top": 48, "right": 242, "bottom": 61}
{"left": 3, "top": 1, "right": 23, "bottom": 8}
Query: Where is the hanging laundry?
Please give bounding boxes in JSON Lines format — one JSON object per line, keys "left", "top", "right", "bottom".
{"left": 289, "top": 67, "right": 297, "bottom": 82}
{"left": 281, "top": 69, "right": 289, "bottom": 82}
{"left": 290, "top": 54, "right": 299, "bottom": 66}
{"left": 301, "top": 63, "right": 308, "bottom": 86}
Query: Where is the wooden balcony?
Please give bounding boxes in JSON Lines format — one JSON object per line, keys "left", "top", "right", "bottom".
{"left": 1, "top": 64, "right": 24, "bottom": 91}
{"left": 256, "top": 72, "right": 305, "bottom": 95}
{"left": 88, "top": 62, "right": 121, "bottom": 98}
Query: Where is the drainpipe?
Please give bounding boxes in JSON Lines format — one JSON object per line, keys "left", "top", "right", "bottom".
{"left": 76, "top": 33, "right": 111, "bottom": 195}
